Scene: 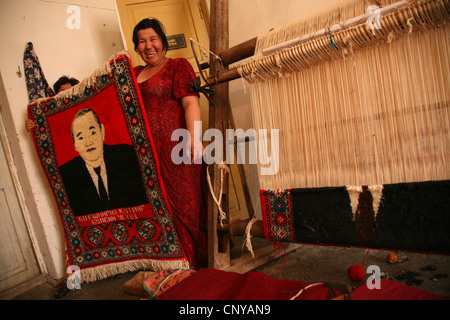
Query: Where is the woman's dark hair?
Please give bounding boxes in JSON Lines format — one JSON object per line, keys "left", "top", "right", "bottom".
{"left": 53, "top": 76, "right": 79, "bottom": 93}
{"left": 132, "top": 18, "right": 169, "bottom": 53}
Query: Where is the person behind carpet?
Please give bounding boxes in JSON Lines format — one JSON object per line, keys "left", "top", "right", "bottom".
{"left": 58, "top": 108, "right": 148, "bottom": 216}
{"left": 26, "top": 75, "right": 80, "bottom": 132}
{"left": 132, "top": 18, "right": 207, "bottom": 269}
{"left": 53, "top": 75, "right": 79, "bottom": 93}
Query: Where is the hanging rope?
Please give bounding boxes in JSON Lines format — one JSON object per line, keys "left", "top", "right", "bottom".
{"left": 206, "top": 162, "right": 230, "bottom": 226}
{"left": 241, "top": 217, "right": 259, "bottom": 258}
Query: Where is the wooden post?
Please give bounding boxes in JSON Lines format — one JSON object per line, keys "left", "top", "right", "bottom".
{"left": 207, "top": 0, "right": 231, "bottom": 269}
{"left": 206, "top": 2, "right": 302, "bottom": 273}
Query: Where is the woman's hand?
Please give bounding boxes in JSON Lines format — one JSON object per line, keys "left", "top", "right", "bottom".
{"left": 26, "top": 119, "right": 36, "bottom": 132}
{"left": 182, "top": 95, "right": 204, "bottom": 164}
{"left": 190, "top": 137, "right": 204, "bottom": 164}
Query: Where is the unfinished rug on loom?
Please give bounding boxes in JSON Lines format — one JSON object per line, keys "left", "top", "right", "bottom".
{"left": 27, "top": 53, "right": 188, "bottom": 282}
{"left": 261, "top": 181, "right": 450, "bottom": 253}
{"left": 239, "top": 0, "right": 450, "bottom": 253}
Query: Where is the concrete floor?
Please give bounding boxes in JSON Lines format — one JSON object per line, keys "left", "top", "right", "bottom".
{"left": 11, "top": 239, "right": 450, "bottom": 300}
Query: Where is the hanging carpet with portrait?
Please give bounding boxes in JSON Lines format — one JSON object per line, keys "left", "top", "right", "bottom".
{"left": 27, "top": 53, "right": 189, "bottom": 283}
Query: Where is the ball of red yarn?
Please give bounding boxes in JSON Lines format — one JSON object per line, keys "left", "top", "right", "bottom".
{"left": 386, "top": 253, "right": 398, "bottom": 264}
{"left": 347, "top": 265, "right": 365, "bottom": 281}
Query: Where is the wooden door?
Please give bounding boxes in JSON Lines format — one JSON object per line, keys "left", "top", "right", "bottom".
{"left": 0, "top": 111, "right": 41, "bottom": 297}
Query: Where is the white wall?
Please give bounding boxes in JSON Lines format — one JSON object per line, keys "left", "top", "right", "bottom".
{"left": 0, "top": 0, "right": 124, "bottom": 281}
{"left": 0, "top": 0, "right": 344, "bottom": 282}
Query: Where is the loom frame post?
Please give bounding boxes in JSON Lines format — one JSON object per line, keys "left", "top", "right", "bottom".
{"left": 207, "top": 0, "right": 300, "bottom": 273}
{"left": 207, "top": 0, "right": 231, "bottom": 270}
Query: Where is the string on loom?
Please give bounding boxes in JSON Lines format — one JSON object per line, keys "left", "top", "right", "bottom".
{"left": 374, "top": 0, "right": 384, "bottom": 7}
{"left": 239, "top": 0, "right": 450, "bottom": 190}
{"left": 254, "top": 0, "right": 392, "bottom": 57}
{"left": 189, "top": 37, "right": 224, "bottom": 72}
{"left": 273, "top": 241, "right": 288, "bottom": 267}
{"left": 328, "top": 27, "right": 338, "bottom": 49}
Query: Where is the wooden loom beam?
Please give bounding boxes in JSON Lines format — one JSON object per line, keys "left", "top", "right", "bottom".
{"left": 220, "top": 37, "right": 257, "bottom": 65}
{"left": 205, "top": 37, "right": 256, "bottom": 86}
{"left": 207, "top": 0, "right": 231, "bottom": 269}
{"left": 207, "top": 0, "right": 300, "bottom": 272}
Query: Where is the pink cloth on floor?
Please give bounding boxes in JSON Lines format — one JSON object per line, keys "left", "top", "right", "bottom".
{"left": 143, "top": 268, "right": 196, "bottom": 299}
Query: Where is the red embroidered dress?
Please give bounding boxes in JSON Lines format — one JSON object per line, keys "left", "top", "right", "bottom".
{"left": 134, "top": 58, "right": 207, "bottom": 268}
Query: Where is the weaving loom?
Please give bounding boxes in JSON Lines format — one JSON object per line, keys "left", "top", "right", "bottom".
{"left": 233, "top": 0, "right": 450, "bottom": 253}
{"left": 27, "top": 53, "right": 189, "bottom": 282}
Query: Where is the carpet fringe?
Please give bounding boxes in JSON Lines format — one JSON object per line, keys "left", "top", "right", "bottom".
{"left": 80, "top": 258, "right": 190, "bottom": 284}
{"left": 33, "top": 51, "right": 131, "bottom": 106}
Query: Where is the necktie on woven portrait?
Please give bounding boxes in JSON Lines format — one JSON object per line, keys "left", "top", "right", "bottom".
{"left": 94, "top": 166, "right": 109, "bottom": 202}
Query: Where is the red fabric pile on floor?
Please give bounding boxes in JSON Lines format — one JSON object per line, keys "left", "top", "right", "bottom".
{"left": 158, "top": 268, "right": 340, "bottom": 300}
{"left": 156, "top": 268, "right": 449, "bottom": 300}
{"left": 351, "top": 279, "right": 449, "bottom": 300}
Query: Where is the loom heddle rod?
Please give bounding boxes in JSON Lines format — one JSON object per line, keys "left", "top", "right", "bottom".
{"left": 262, "top": 0, "right": 410, "bottom": 56}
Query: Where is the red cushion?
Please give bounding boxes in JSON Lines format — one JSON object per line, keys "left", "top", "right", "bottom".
{"left": 351, "top": 279, "right": 449, "bottom": 300}
{"left": 158, "top": 268, "right": 340, "bottom": 300}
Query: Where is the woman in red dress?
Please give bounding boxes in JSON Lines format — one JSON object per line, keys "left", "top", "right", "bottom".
{"left": 132, "top": 18, "right": 207, "bottom": 269}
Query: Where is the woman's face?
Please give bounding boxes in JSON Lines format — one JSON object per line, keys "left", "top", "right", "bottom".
{"left": 136, "top": 28, "right": 166, "bottom": 67}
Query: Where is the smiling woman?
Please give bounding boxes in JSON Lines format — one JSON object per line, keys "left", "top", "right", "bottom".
{"left": 131, "top": 18, "right": 208, "bottom": 269}
{"left": 135, "top": 21, "right": 169, "bottom": 80}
